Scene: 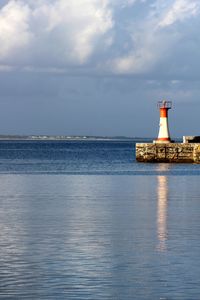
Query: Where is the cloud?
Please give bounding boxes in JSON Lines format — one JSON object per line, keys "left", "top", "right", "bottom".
{"left": 0, "top": 0, "right": 113, "bottom": 67}
{"left": 109, "top": 0, "right": 200, "bottom": 75}
{"left": 158, "top": 0, "right": 199, "bottom": 28}
{"left": 110, "top": 0, "right": 137, "bottom": 8}
{"left": 0, "top": 0, "right": 200, "bottom": 79}
{"left": 0, "top": 1, "right": 32, "bottom": 59}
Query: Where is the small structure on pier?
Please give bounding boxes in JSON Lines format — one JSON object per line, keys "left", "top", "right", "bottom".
{"left": 155, "top": 100, "right": 172, "bottom": 143}
{"left": 136, "top": 101, "right": 200, "bottom": 163}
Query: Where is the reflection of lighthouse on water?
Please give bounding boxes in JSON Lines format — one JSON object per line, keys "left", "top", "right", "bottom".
{"left": 156, "top": 164, "right": 169, "bottom": 252}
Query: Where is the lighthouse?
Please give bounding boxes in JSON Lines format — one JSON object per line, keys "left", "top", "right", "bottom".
{"left": 155, "top": 100, "right": 172, "bottom": 143}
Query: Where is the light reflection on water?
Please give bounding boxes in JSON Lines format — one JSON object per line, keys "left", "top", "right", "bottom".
{"left": 156, "top": 165, "right": 169, "bottom": 252}
{"left": 1, "top": 174, "right": 200, "bottom": 299}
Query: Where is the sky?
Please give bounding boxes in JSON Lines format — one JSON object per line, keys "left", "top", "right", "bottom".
{"left": 0, "top": 0, "right": 200, "bottom": 138}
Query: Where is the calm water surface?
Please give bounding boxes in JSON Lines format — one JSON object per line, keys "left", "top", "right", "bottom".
{"left": 0, "top": 140, "right": 200, "bottom": 299}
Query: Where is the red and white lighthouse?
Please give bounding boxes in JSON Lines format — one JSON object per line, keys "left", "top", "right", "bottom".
{"left": 155, "top": 100, "right": 172, "bottom": 143}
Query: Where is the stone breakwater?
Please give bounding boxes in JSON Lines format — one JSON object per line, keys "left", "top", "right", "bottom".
{"left": 136, "top": 143, "right": 200, "bottom": 163}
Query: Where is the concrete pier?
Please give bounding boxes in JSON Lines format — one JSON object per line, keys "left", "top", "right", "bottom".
{"left": 136, "top": 100, "right": 200, "bottom": 163}
{"left": 136, "top": 142, "right": 200, "bottom": 163}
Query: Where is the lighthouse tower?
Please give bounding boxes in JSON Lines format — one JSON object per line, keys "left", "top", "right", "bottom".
{"left": 155, "top": 100, "right": 172, "bottom": 143}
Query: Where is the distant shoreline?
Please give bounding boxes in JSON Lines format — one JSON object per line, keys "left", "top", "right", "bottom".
{"left": 0, "top": 135, "right": 152, "bottom": 141}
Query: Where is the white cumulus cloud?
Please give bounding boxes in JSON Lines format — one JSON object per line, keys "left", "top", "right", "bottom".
{"left": 0, "top": 0, "right": 200, "bottom": 78}
{"left": 158, "top": 0, "right": 199, "bottom": 28}
{"left": 0, "top": 1, "right": 32, "bottom": 59}
{"left": 0, "top": 0, "right": 113, "bottom": 67}
{"left": 109, "top": 0, "right": 200, "bottom": 75}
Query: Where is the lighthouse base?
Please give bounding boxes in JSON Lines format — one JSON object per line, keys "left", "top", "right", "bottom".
{"left": 136, "top": 142, "right": 200, "bottom": 163}
{"left": 153, "top": 139, "right": 172, "bottom": 144}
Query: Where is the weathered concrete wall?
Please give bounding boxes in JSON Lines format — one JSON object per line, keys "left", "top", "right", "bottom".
{"left": 136, "top": 143, "right": 200, "bottom": 163}
{"left": 193, "top": 144, "right": 200, "bottom": 163}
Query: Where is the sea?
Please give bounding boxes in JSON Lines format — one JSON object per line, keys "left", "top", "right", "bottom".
{"left": 0, "top": 139, "right": 200, "bottom": 300}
